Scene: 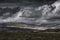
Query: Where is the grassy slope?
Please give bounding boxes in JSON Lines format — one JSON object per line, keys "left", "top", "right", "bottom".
{"left": 0, "top": 32, "right": 60, "bottom": 40}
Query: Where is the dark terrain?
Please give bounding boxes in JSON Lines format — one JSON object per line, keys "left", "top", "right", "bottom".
{"left": 0, "top": 32, "right": 60, "bottom": 40}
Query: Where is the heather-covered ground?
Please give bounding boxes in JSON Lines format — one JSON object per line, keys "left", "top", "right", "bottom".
{"left": 0, "top": 32, "right": 60, "bottom": 40}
